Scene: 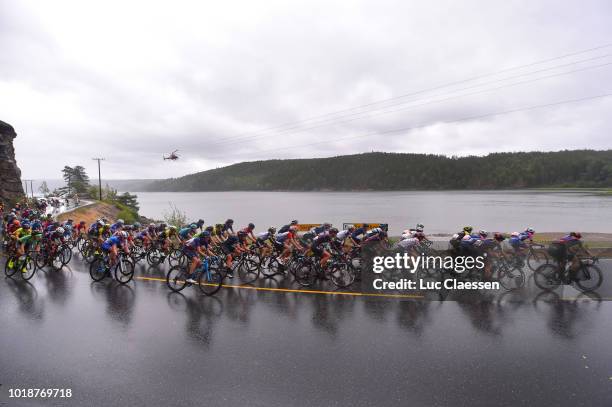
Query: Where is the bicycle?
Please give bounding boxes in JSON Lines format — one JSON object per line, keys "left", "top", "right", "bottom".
{"left": 533, "top": 256, "right": 602, "bottom": 292}
{"left": 526, "top": 243, "right": 550, "bottom": 271}
{"left": 166, "top": 255, "right": 225, "bottom": 296}
{"left": 89, "top": 251, "right": 135, "bottom": 284}
{"left": 490, "top": 253, "right": 526, "bottom": 291}
{"left": 294, "top": 251, "right": 356, "bottom": 288}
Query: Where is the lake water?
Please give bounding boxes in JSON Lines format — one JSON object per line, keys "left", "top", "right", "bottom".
{"left": 131, "top": 190, "right": 612, "bottom": 235}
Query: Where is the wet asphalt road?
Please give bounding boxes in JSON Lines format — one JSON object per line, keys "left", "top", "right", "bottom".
{"left": 1, "top": 256, "right": 611, "bottom": 407}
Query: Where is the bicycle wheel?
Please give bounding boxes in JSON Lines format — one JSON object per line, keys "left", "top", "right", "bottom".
{"left": 146, "top": 249, "right": 164, "bottom": 266}
{"left": 166, "top": 265, "right": 189, "bottom": 292}
{"left": 261, "top": 257, "right": 281, "bottom": 277}
{"left": 330, "top": 262, "right": 355, "bottom": 288}
{"left": 4, "top": 256, "right": 18, "bottom": 277}
{"left": 238, "top": 258, "right": 259, "bottom": 284}
{"left": 575, "top": 264, "right": 603, "bottom": 292}
{"left": 498, "top": 266, "right": 525, "bottom": 291}
{"left": 294, "top": 260, "right": 317, "bottom": 287}
{"left": 527, "top": 250, "right": 549, "bottom": 271}
{"left": 89, "top": 257, "right": 108, "bottom": 282}
{"left": 114, "top": 258, "right": 135, "bottom": 284}
{"left": 21, "top": 257, "right": 37, "bottom": 281}
{"left": 35, "top": 250, "right": 47, "bottom": 269}
{"left": 533, "top": 264, "right": 561, "bottom": 291}
{"left": 61, "top": 245, "right": 73, "bottom": 265}
{"left": 198, "top": 263, "right": 224, "bottom": 296}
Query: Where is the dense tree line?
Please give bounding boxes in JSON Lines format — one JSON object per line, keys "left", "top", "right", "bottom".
{"left": 143, "top": 150, "right": 612, "bottom": 191}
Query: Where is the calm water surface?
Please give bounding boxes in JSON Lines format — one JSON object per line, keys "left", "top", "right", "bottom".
{"left": 132, "top": 190, "right": 612, "bottom": 234}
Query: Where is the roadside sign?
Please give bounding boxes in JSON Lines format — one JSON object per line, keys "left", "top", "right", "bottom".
{"left": 296, "top": 223, "right": 327, "bottom": 232}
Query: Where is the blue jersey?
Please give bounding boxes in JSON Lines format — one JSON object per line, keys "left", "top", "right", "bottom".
{"left": 102, "top": 235, "right": 123, "bottom": 250}
{"left": 185, "top": 237, "right": 209, "bottom": 250}
{"left": 110, "top": 223, "right": 123, "bottom": 233}
{"left": 179, "top": 227, "right": 192, "bottom": 240}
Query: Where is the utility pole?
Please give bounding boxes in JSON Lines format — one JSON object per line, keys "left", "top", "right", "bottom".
{"left": 92, "top": 158, "right": 105, "bottom": 201}
{"left": 22, "top": 179, "right": 35, "bottom": 199}
{"left": 30, "top": 180, "right": 34, "bottom": 199}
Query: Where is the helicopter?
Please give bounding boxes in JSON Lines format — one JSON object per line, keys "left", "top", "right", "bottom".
{"left": 163, "top": 150, "right": 180, "bottom": 161}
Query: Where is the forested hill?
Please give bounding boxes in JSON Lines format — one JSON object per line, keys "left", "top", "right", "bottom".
{"left": 142, "top": 150, "right": 612, "bottom": 191}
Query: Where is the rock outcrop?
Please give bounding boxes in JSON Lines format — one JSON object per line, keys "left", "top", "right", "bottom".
{"left": 0, "top": 120, "right": 25, "bottom": 203}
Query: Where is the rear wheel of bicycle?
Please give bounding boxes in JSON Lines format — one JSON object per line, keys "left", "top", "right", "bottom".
{"left": 35, "top": 250, "right": 47, "bottom": 269}
{"left": 498, "top": 266, "right": 525, "bottom": 290}
{"left": 4, "top": 256, "right": 18, "bottom": 277}
{"left": 261, "top": 257, "right": 281, "bottom": 277}
{"left": 575, "top": 264, "right": 603, "bottom": 292}
{"left": 294, "top": 261, "right": 317, "bottom": 287}
{"left": 21, "top": 258, "right": 37, "bottom": 281}
{"left": 527, "top": 250, "right": 549, "bottom": 271}
{"left": 166, "top": 265, "right": 189, "bottom": 292}
{"left": 533, "top": 264, "right": 561, "bottom": 291}
{"left": 89, "top": 257, "right": 108, "bottom": 282}
{"left": 330, "top": 263, "right": 356, "bottom": 288}
{"left": 114, "top": 258, "right": 135, "bottom": 284}
{"left": 238, "top": 259, "right": 260, "bottom": 284}
{"left": 198, "top": 264, "right": 224, "bottom": 296}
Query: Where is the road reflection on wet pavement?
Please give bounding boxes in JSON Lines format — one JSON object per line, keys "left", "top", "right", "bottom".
{"left": 1, "top": 256, "right": 611, "bottom": 406}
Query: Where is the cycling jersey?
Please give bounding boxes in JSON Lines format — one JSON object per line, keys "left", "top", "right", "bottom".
{"left": 110, "top": 223, "right": 123, "bottom": 233}
{"left": 275, "top": 231, "right": 295, "bottom": 244}
{"left": 397, "top": 237, "right": 419, "bottom": 250}
{"left": 179, "top": 227, "right": 192, "bottom": 240}
{"left": 336, "top": 230, "right": 351, "bottom": 241}
{"left": 101, "top": 235, "right": 123, "bottom": 251}
{"left": 312, "top": 232, "right": 332, "bottom": 248}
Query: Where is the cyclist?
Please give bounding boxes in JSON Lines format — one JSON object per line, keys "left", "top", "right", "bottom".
{"left": 101, "top": 231, "right": 130, "bottom": 266}
{"left": 241, "top": 223, "right": 257, "bottom": 242}
{"left": 350, "top": 223, "right": 369, "bottom": 244}
{"left": 549, "top": 232, "right": 594, "bottom": 282}
{"left": 336, "top": 224, "right": 358, "bottom": 252}
{"left": 255, "top": 227, "right": 276, "bottom": 257}
{"left": 159, "top": 225, "right": 180, "bottom": 252}
{"left": 184, "top": 231, "right": 215, "bottom": 284}
{"left": 222, "top": 219, "right": 235, "bottom": 237}
{"left": 179, "top": 223, "right": 198, "bottom": 242}
{"left": 276, "top": 225, "right": 303, "bottom": 265}
{"left": 310, "top": 227, "right": 339, "bottom": 269}
{"left": 110, "top": 219, "right": 125, "bottom": 234}
{"left": 396, "top": 231, "right": 426, "bottom": 255}
{"left": 220, "top": 232, "right": 241, "bottom": 277}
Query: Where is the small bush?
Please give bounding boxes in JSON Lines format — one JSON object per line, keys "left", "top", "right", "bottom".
{"left": 163, "top": 203, "right": 187, "bottom": 227}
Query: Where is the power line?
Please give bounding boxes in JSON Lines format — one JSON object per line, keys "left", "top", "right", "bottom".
{"left": 242, "top": 92, "right": 612, "bottom": 155}
{"left": 209, "top": 58, "right": 612, "bottom": 148}
{"left": 210, "top": 43, "right": 612, "bottom": 144}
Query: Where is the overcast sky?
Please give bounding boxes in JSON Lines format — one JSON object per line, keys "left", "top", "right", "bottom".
{"left": 1, "top": 0, "right": 611, "bottom": 179}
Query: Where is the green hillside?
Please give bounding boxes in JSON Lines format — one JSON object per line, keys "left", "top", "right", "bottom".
{"left": 143, "top": 150, "right": 612, "bottom": 191}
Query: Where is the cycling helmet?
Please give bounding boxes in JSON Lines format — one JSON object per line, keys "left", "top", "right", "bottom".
{"left": 329, "top": 227, "right": 339, "bottom": 234}
{"left": 346, "top": 224, "right": 355, "bottom": 230}
{"left": 133, "top": 222, "right": 141, "bottom": 228}
{"left": 226, "top": 219, "right": 234, "bottom": 224}
{"left": 415, "top": 226, "right": 424, "bottom": 233}
{"left": 463, "top": 226, "right": 473, "bottom": 233}
{"left": 120, "top": 231, "right": 128, "bottom": 238}
{"left": 323, "top": 222, "right": 331, "bottom": 228}
{"left": 117, "top": 219, "right": 124, "bottom": 224}
{"left": 290, "top": 220, "right": 299, "bottom": 225}
{"left": 511, "top": 232, "right": 520, "bottom": 237}
{"left": 268, "top": 227, "right": 276, "bottom": 234}
{"left": 479, "top": 230, "right": 488, "bottom": 237}
{"left": 197, "top": 219, "right": 205, "bottom": 225}
{"left": 248, "top": 223, "right": 255, "bottom": 229}
{"left": 56, "top": 227, "right": 65, "bottom": 234}
{"left": 201, "top": 231, "right": 211, "bottom": 238}
{"left": 416, "top": 223, "right": 424, "bottom": 229}
{"left": 289, "top": 225, "right": 298, "bottom": 232}
{"left": 526, "top": 227, "right": 535, "bottom": 233}
{"left": 97, "top": 219, "right": 105, "bottom": 226}
{"left": 190, "top": 223, "right": 198, "bottom": 229}
{"left": 67, "top": 219, "right": 73, "bottom": 223}
{"left": 494, "top": 232, "right": 505, "bottom": 241}
{"left": 169, "top": 225, "right": 177, "bottom": 230}
{"left": 79, "top": 220, "right": 86, "bottom": 225}
{"left": 102, "top": 217, "right": 109, "bottom": 223}
{"left": 571, "top": 232, "right": 582, "bottom": 239}
{"left": 205, "top": 226, "right": 214, "bottom": 232}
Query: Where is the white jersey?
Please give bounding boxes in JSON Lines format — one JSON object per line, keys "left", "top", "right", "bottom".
{"left": 336, "top": 230, "right": 351, "bottom": 240}
{"left": 396, "top": 237, "right": 419, "bottom": 250}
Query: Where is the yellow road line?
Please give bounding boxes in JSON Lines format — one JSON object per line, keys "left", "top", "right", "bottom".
{"left": 135, "top": 276, "right": 424, "bottom": 299}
